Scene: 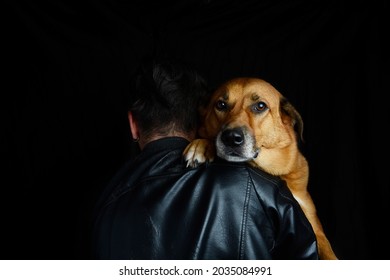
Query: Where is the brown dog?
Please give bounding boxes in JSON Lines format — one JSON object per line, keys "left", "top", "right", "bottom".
{"left": 183, "top": 77, "right": 337, "bottom": 260}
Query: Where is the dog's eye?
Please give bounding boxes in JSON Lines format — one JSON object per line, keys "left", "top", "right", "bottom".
{"left": 253, "top": 102, "right": 267, "bottom": 112}
{"left": 215, "top": 100, "right": 228, "bottom": 111}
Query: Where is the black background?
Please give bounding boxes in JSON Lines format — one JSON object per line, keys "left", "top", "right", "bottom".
{"left": 3, "top": 0, "right": 387, "bottom": 260}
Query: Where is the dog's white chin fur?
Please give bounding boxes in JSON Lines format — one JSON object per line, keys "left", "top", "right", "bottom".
{"left": 216, "top": 135, "right": 258, "bottom": 163}
{"left": 216, "top": 150, "right": 250, "bottom": 162}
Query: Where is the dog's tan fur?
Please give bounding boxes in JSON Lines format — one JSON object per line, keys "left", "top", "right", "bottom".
{"left": 184, "top": 77, "right": 337, "bottom": 260}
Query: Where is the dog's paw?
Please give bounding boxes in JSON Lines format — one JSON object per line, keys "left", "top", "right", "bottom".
{"left": 183, "top": 139, "right": 215, "bottom": 168}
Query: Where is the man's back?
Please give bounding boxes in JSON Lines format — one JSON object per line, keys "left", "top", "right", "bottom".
{"left": 91, "top": 137, "right": 318, "bottom": 259}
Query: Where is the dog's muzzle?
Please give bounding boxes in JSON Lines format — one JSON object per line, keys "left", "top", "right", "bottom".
{"left": 216, "top": 127, "right": 259, "bottom": 162}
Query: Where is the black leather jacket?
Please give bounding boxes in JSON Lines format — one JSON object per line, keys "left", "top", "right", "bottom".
{"left": 91, "top": 137, "right": 319, "bottom": 259}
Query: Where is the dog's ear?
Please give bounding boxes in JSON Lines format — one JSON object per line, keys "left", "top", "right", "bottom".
{"left": 197, "top": 88, "right": 215, "bottom": 138}
{"left": 280, "top": 98, "right": 304, "bottom": 142}
{"left": 198, "top": 85, "right": 217, "bottom": 118}
{"left": 198, "top": 100, "right": 211, "bottom": 125}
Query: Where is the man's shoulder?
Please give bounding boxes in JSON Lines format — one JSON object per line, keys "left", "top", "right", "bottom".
{"left": 200, "top": 159, "right": 292, "bottom": 200}
{"left": 196, "top": 158, "right": 286, "bottom": 188}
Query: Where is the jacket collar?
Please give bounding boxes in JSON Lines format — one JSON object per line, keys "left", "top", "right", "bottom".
{"left": 141, "top": 137, "right": 190, "bottom": 156}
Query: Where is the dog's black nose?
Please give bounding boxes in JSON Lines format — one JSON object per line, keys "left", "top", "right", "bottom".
{"left": 221, "top": 128, "right": 244, "bottom": 147}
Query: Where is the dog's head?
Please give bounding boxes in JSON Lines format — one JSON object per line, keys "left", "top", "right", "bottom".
{"left": 199, "top": 77, "right": 303, "bottom": 166}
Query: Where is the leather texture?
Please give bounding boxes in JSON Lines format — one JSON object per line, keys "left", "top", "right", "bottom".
{"left": 91, "top": 137, "right": 319, "bottom": 259}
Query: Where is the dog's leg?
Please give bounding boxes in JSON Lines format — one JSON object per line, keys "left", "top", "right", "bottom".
{"left": 183, "top": 139, "right": 215, "bottom": 167}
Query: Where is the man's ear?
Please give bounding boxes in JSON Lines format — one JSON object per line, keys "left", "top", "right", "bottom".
{"left": 128, "top": 111, "right": 140, "bottom": 141}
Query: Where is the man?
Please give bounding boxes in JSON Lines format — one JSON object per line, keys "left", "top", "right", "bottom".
{"left": 91, "top": 58, "right": 319, "bottom": 259}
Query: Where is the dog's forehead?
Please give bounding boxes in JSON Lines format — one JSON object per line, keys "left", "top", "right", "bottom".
{"left": 217, "top": 78, "right": 282, "bottom": 103}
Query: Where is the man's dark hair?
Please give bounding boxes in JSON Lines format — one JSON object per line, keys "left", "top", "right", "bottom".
{"left": 130, "top": 58, "right": 208, "bottom": 141}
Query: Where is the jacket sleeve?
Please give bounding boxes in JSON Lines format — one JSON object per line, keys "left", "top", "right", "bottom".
{"left": 273, "top": 200, "right": 319, "bottom": 259}
{"left": 249, "top": 170, "right": 319, "bottom": 260}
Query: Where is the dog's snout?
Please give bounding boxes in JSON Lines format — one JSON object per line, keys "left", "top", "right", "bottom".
{"left": 221, "top": 128, "right": 244, "bottom": 147}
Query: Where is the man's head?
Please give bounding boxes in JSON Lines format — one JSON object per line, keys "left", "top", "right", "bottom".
{"left": 128, "top": 58, "right": 208, "bottom": 148}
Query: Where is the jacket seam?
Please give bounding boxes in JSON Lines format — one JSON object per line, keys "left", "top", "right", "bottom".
{"left": 238, "top": 172, "right": 252, "bottom": 259}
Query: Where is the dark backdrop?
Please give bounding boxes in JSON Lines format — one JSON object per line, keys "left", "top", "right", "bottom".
{"left": 3, "top": 0, "right": 386, "bottom": 260}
